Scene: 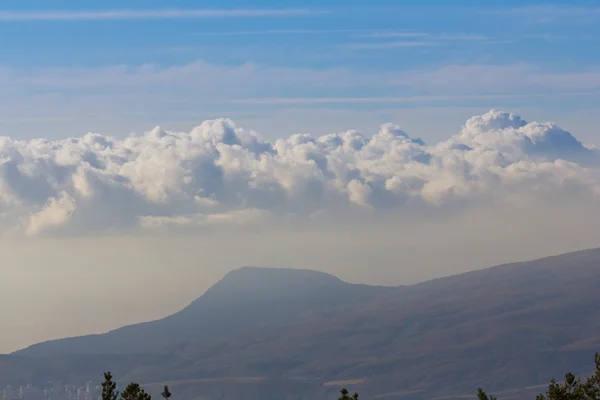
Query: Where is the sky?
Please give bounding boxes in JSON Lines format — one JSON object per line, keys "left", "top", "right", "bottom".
{"left": 2, "top": 0, "right": 600, "bottom": 353}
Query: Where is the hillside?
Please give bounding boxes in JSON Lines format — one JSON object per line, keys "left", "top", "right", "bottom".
{"left": 5, "top": 249, "right": 600, "bottom": 399}
{"left": 15, "top": 267, "right": 397, "bottom": 357}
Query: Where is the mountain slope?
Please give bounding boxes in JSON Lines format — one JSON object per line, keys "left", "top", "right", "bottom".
{"left": 144, "top": 248, "right": 600, "bottom": 397}
{"left": 15, "top": 267, "right": 397, "bottom": 357}
{"left": 8, "top": 248, "right": 600, "bottom": 399}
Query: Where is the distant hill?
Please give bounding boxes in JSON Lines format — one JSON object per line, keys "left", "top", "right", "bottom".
{"left": 15, "top": 267, "right": 397, "bottom": 357}
{"left": 6, "top": 249, "right": 600, "bottom": 400}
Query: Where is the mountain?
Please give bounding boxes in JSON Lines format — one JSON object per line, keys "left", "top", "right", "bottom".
{"left": 15, "top": 267, "right": 397, "bottom": 357}
{"left": 6, "top": 249, "right": 600, "bottom": 400}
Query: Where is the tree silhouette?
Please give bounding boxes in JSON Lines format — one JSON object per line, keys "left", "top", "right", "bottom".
{"left": 338, "top": 388, "right": 359, "bottom": 400}
{"left": 477, "top": 388, "right": 497, "bottom": 400}
{"left": 479, "top": 352, "right": 600, "bottom": 400}
{"left": 535, "top": 353, "right": 600, "bottom": 400}
{"left": 120, "top": 383, "right": 151, "bottom": 400}
{"left": 102, "top": 372, "right": 119, "bottom": 400}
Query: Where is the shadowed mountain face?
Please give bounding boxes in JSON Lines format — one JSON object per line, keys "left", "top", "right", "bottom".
{"left": 15, "top": 267, "right": 396, "bottom": 357}
{"left": 6, "top": 249, "right": 600, "bottom": 400}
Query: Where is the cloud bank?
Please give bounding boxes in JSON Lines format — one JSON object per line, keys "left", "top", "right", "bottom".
{"left": 0, "top": 110, "right": 598, "bottom": 236}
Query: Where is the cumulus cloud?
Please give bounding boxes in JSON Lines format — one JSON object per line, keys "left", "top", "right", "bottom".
{"left": 0, "top": 109, "right": 598, "bottom": 236}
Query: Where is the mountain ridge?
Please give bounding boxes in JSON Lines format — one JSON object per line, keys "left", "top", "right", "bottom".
{"left": 14, "top": 249, "right": 600, "bottom": 357}
{"left": 6, "top": 248, "right": 600, "bottom": 400}
{"left": 14, "top": 266, "right": 394, "bottom": 357}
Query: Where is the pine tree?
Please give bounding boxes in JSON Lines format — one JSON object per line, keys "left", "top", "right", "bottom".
{"left": 102, "top": 373, "right": 119, "bottom": 400}
{"left": 477, "top": 388, "right": 497, "bottom": 400}
{"left": 338, "top": 388, "right": 359, "bottom": 400}
{"left": 479, "top": 352, "right": 600, "bottom": 400}
{"left": 535, "top": 353, "right": 600, "bottom": 400}
{"left": 120, "top": 383, "right": 151, "bottom": 400}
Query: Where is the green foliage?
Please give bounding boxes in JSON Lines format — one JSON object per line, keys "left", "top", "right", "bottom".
{"left": 479, "top": 352, "right": 600, "bottom": 400}
{"left": 477, "top": 388, "right": 497, "bottom": 400}
{"left": 101, "top": 373, "right": 164, "bottom": 400}
{"left": 120, "top": 383, "right": 152, "bottom": 400}
{"left": 338, "top": 388, "right": 359, "bottom": 400}
{"left": 102, "top": 372, "right": 119, "bottom": 400}
{"left": 535, "top": 353, "right": 600, "bottom": 400}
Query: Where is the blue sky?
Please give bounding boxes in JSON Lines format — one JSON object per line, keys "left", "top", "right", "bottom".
{"left": 5, "top": 0, "right": 600, "bottom": 353}
{"left": 1, "top": 0, "right": 600, "bottom": 143}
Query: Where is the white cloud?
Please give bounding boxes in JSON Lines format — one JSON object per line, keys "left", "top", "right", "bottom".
{"left": 0, "top": 110, "right": 598, "bottom": 236}
{"left": 353, "top": 32, "right": 428, "bottom": 38}
{"left": 349, "top": 41, "right": 440, "bottom": 49}
{"left": 193, "top": 29, "right": 370, "bottom": 36}
{"left": 348, "top": 32, "right": 494, "bottom": 49}
{"left": 391, "top": 64, "right": 600, "bottom": 94}
{"left": 3, "top": 61, "right": 598, "bottom": 94}
{"left": 4, "top": 61, "right": 600, "bottom": 116}
{"left": 485, "top": 5, "right": 600, "bottom": 17}
{"left": 26, "top": 192, "right": 76, "bottom": 235}
{"left": 2, "top": 60, "right": 600, "bottom": 142}
{"left": 0, "top": 8, "right": 317, "bottom": 21}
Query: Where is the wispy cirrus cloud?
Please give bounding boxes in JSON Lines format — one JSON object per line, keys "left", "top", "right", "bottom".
{"left": 3, "top": 61, "right": 600, "bottom": 101}
{"left": 349, "top": 41, "right": 440, "bottom": 49}
{"left": 2, "top": 60, "right": 600, "bottom": 147}
{"left": 0, "top": 8, "right": 318, "bottom": 21}
{"left": 349, "top": 31, "right": 428, "bottom": 38}
{"left": 190, "top": 29, "right": 490, "bottom": 43}
{"left": 435, "top": 33, "right": 491, "bottom": 41}
{"left": 352, "top": 32, "right": 488, "bottom": 40}
{"left": 481, "top": 5, "right": 600, "bottom": 24}
{"left": 192, "top": 29, "right": 371, "bottom": 37}
{"left": 348, "top": 32, "right": 497, "bottom": 49}
{"left": 484, "top": 5, "right": 600, "bottom": 16}
{"left": 226, "top": 91, "right": 600, "bottom": 105}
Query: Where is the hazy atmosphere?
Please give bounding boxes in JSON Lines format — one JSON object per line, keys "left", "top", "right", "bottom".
{"left": 2, "top": 0, "right": 600, "bottom": 358}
